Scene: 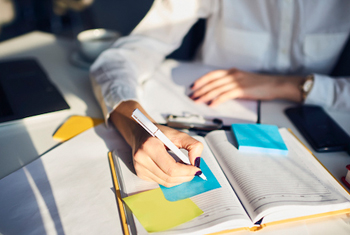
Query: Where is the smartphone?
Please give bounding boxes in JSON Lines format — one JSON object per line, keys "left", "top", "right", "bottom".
{"left": 166, "top": 113, "right": 223, "bottom": 131}
{"left": 285, "top": 105, "right": 350, "bottom": 152}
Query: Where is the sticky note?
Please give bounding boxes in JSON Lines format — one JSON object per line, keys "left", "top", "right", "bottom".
{"left": 53, "top": 115, "right": 104, "bottom": 142}
{"left": 231, "top": 123, "right": 288, "bottom": 155}
{"left": 123, "top": 188, "right": 203, "bottom": 233}
{"left": 159, "top": 159, "right": 221, "bottom": 201}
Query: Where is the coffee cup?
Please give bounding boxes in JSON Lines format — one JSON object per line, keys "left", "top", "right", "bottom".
{"left": 77, "top": 28, "right": 121, "bottom": 62}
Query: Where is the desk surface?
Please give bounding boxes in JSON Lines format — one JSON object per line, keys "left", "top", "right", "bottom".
{"left": 0, "top": 31, "right": 103, "bottom": 179}
{"left": 0, "top": 31, "right": 350, "bottom": 235}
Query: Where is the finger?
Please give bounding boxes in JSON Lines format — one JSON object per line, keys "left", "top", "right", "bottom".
{"left": 194, "top": 82, "right": 236, "bottom": 104}
{"left": 138, "top": 148, "right": 197, "bottom": 178}
{"left": 209, "top": 89, "right": 244, "bottom": 106}
{"left": 191, "top": 70, "right": 228, "bottom": 90}
{"left": 190, "top": 75, "right": 233, "bottom": 99}
{"left": 136, "top": 162, "right": 195, "bottom": 187}
{"left": 172, "top": 133, "right": 204, "bottom": 166}
{"left": 139, "top": 137, "right": 199, "bottom": 176}
{"left": 134, "top": 148, "right": 197, "bottom": 187}
{"left": 138, "top": 162, "right": 196, "bottom": 187}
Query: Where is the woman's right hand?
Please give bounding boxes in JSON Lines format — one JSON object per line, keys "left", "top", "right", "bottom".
{"left": 110, "top": 101, "right": 203, "bottom": 187}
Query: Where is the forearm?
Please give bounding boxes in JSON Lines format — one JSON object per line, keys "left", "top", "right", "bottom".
{"left": 110, "top": 100, "right": 154, "bottom": 151}
{"left": 189, "top": 69, "right": 306, "bottom": 105}
{"left": 90, "top": 1, "right": 211, "bottom": 122}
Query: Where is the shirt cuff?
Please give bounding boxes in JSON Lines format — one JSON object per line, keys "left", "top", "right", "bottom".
{"left": 304, "top": 73, "right": 334, "bottom": 108}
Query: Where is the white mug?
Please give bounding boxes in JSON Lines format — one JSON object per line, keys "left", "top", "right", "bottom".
{"left": 77, "top": 28, "right": 121, "bottom": 62}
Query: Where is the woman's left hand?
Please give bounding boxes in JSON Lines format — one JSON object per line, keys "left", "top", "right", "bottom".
{"left": 189, "top": 68, "right": 303, "bottom": 106}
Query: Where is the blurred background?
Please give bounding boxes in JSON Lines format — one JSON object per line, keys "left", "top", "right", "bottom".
{"left": 0, "top": 0, "right": 205, "bottom": 60}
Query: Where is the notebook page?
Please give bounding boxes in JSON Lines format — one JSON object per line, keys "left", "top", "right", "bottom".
{"left": 205, "top": 129, "right": 350, "bottom": 224}
{"left": 114, "top": 136, "right": 253, "bottom": 235}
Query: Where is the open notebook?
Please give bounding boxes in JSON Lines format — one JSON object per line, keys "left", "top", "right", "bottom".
{"left": 111, "top": 128, "right": 350, "bottom": 235}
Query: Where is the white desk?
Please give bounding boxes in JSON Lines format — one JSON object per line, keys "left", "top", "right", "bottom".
{"left": 0, "top": 31, "right": 103, "bottom": 179}
{"left": 1, "top": 32, "right": 350, "bottom": 235}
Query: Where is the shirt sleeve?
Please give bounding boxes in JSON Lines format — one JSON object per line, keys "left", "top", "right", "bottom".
{"left": 305, "top": 74, "right": 350, "bottom": 111}
{"left": 90, "top": 0, "right": 213, "bottom": 121}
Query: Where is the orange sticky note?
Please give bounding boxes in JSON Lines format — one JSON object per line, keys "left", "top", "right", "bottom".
{"left": 53, "top": 115, "right": 104, "bottom": 142}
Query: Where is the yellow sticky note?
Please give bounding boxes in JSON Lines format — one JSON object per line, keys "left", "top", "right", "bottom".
{"left": 53, "top": 115, "right": 104, "bottom": 142}
{"left": 123, "top": 188, "right": 203, "bottom": 233}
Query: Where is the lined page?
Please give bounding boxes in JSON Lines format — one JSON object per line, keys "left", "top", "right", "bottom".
{"left": 114, "top": 136, "right": 253, "bottom": 235}
{"left": 205, "top": 129, "right": 350, "bottom": 223}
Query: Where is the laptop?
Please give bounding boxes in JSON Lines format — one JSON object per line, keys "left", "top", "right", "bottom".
{"left": 0, "top": 58, "right": 70, "bottom": 124}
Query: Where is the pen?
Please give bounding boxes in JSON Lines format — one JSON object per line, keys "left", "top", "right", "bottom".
{"left": 132, "top": 108, "right": 207, "bottom": 181}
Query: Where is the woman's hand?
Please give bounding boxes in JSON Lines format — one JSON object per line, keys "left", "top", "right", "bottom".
{"left": 189, "top": 68, "right": 304, "bottom": 106}
{"left": 110, "top": 101, "right": 203, "bottom": 187}
{"left": 132, "top": 124, "right": 203, "bottom": 187}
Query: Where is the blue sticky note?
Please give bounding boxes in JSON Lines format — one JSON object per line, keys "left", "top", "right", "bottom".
{"left": 231, "top": 123, "right": 288, "bottom": 155}
{"left": 159, "top": 159, "right": 221, "bottom": 201}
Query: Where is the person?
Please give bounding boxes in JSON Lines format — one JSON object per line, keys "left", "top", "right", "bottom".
{"left": 90, "top": 0, "right": 350, "bottom": 187}
{"left": 0, "top": 0, "right": 15, "bottom": 35}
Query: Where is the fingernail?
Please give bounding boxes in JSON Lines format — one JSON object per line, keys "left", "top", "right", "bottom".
{"left": 207, "top": 100, "right": 212, "bottom": 105}
{"left": 193, "top": 97, "right": 199, "bottom": 101}
{"left": 195, "top": 171, "right": 202, "bottom": 176}
{"left": 188, "top": 92, "right": 193, "bottom": 97}
{"left": 194, "top": 157, "right": 201, "bottom": 167}
{"left": 190, "top": 83, "right": 194, "bottom": 88}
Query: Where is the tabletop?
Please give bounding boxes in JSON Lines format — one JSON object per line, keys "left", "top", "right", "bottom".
{"left": 0, "top": 31, "right": 350, "bottom": 235}
{"left": 0, "top": 31, "right": 103, "bottom": 179}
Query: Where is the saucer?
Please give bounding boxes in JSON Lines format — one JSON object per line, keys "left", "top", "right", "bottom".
{"left": 70, "top": 51, "right": 92, "bottom": 70}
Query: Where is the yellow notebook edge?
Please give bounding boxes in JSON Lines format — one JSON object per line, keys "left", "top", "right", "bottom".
{"left": 287, "top": 128, "right": 350, "bottom": 196}
{"left": 108, "top": 151, "right": 130, "bottom": 235}
{"left": 207, "top": 206, "right": 350, "bottom": 234}
{"left": 259, "top": 208, "right": 350, "bottom": 230}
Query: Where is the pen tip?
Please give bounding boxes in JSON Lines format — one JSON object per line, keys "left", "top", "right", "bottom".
{"left": 199, "top": 173, "right": 207, "bottom": 181}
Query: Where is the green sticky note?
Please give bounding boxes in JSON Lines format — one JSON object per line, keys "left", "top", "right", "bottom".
{"left": 123, "top": 188, "right": 203, "bottom": 232}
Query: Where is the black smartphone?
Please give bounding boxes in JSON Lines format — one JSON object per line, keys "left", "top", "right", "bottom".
{"left": 285, "top": 105, "right": 350, "bottom": 152}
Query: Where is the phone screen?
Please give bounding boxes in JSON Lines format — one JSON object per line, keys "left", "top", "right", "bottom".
{"left": 285, "top": 105, "right": 350, "bottom": 152}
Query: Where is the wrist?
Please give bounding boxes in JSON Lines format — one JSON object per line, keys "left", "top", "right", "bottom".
{"left": 110, "top": 101, "right": 155, "bottom": 148}
{"left": 274, "top": 75, "right": 305, "bottom": 102}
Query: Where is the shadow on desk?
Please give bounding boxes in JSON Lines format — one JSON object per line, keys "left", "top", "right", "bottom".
{"left": 0, "top": 127, "right": 65, "bottom": 235}
{"left": 0, "top": 32, "right": 106, "bottom": 235}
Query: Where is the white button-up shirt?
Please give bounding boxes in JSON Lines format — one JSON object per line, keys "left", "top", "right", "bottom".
{"left": 90, "top": 0, "right": 350, "bottom": 120}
